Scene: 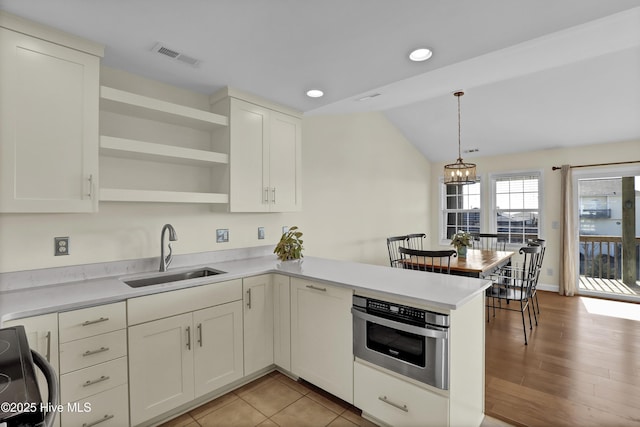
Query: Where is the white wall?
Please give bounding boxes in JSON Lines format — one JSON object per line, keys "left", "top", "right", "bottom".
{"left": 0, "top": 67, "right": 430, "bottom": 272}
{"left": 430, "top": 139, "right": 640, "bottom": 290}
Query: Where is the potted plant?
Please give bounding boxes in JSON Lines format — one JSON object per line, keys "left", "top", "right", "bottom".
{"left": 450, "top": 231, "right": 471, "bottom": 258}
{"left": 274, "top": 226, "right": 304, "bottom": 261}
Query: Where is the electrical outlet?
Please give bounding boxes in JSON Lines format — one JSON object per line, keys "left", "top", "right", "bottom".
{"left": 216, "top": 229, "right": 229, "bottom": 243}
{"left": 54, "top": 237, "right": 69, "bottom": 256}
{"left": 547, "top": 268, "right": 553, "bottom": 276}
{"left": 258, "top": 227, "right": 265, "bottom": 240}
{"left": 282, "top": 226, "right": 289, "bottom": 234}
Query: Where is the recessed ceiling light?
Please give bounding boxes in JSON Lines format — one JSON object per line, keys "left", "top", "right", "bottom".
{"left": 409, "top": 48, "right": 433, "bottom": 62}
{"left": 306, "top": 89, "right": 324, "bottom": 98}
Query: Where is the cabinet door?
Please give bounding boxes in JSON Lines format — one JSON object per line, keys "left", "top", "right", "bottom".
{"left": 0, "top": 28, "right": 99, "bottom": 213}
{"left": 269, "top": 111, "right": 302, "bottom": 212}
{"left": 243, "top": 275, "right": 274, "bottom": 375}
{"left": 128, "top": 313, "right": 194, "bottom": 426}
{"left": 3, "top": 313, "right": 60, "bottom": 426}
{"left": 273, "top": 274, "right": 291, "bottom": 371}
{"left": 193, "top": 301, "right": 244, "bottom": 397}
{"left": 229, "top": 98, "right": 269, "bottom": 212}
{"left": 291, "top": 278, "right": 353, "bottom": 403}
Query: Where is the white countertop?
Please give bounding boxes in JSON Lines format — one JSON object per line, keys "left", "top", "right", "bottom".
{"left": 0, "top": 255, "right": 491, "bottom": 322}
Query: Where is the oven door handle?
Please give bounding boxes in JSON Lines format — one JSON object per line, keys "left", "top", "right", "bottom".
{"left": 351, "top": 308, "right": 448, "bottom": 340}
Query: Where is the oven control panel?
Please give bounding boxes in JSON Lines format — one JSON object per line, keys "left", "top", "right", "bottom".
{"left": 354, "top": 295, "right": 449, "bottom": 327}
{"left": 367, "top": 299, "right": 426, "bottom": 322}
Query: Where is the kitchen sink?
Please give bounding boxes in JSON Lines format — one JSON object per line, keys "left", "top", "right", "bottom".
{"left": 124, "top": 268, "right": 226, "bottom": 288}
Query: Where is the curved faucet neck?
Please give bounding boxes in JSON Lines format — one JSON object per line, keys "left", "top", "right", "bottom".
{"left": 160, "top": 224, "right": 178, "bottom": 272}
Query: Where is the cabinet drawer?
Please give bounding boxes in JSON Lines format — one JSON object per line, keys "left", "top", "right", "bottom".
{"left": 59, "top": 302, "right": 126, "bottom": 343}
{"left": 354, "top": 362, "right": 449, "bottom": 427}
{"left": 60, "top": 357, "right": 127, "bottom": 403}
{"left": 127, "top": 278, "right": 242, "bottom": 325}
{"left": 60, "top": 329, "right": 127, "bottom": 374}
{"left": 61, "top": 383, "right": 129, "bottom": 427}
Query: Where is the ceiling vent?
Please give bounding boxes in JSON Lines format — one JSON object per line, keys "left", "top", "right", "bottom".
{"left": 152, "top": 43, "right": 201, "bottom": 67}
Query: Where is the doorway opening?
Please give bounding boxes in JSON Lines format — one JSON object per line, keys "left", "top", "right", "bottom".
{"left": 577, "top": 172, "right": 639, "bottom": 302}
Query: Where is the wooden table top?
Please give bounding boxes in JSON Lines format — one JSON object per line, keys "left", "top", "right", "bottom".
{"left": 405, "top": 249, "right": 514, "bottom": 275}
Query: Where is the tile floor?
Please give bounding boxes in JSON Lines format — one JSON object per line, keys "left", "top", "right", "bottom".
{"left": 159, "top": 371, "right": 377, "bottom": 427}
{"left": 159, "top": 370, "right": 512, "bottom": 427}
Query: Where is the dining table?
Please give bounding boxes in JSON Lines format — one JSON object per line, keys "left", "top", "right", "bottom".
{"left": 402, "top": 249, "right": 514, "bottom": 278}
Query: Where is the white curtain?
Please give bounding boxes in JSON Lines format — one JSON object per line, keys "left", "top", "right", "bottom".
{"left": 559, "top": 164, "right": 577, "bottom": 296}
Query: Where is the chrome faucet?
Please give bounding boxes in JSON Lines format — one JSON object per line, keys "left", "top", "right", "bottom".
{"left": 160, "top": 224, "right": 178, "bottom": 272}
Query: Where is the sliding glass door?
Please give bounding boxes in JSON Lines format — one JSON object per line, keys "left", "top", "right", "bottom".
{"left": 576, "top": 167, "right": 640, "bottom": 301}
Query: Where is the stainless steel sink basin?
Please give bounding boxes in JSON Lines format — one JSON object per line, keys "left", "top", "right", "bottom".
{"left": 124, "top": 268, "right": 226, "bottom": 288}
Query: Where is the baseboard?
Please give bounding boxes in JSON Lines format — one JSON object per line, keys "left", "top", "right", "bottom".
{"left": 537, "top": 282, "right": 558, "bottom": 292}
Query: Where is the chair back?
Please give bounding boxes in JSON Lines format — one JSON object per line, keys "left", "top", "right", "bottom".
{"left": 529, "top": 238, "right": 546, "bottom": 269}
{"left": 517, "top": 245, "right": 542, "bottom": 295}
{"left": 399, "top": 247, "right": 457, "bottom": 274}
{"left": 387, "top": 235, "right": 408, "bottom": 268}
{"left": 406, "top": 233, "right": 426, "bottom": 250}
{"left": 473, "top": 233, "right": 506, "bottom": 251}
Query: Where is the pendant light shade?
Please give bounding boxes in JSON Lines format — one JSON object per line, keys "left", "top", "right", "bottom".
{"left": 444, "top": 91, "right": 477, "bottom": 185}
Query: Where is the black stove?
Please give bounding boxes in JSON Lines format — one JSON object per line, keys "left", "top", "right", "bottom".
{"left": 0, "top": 325, "right": 45, "bottom": 427}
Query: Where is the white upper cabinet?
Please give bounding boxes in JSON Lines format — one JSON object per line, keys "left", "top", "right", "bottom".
{"left": 211, "top": 89, "right": 302, "bottom": 212}
{"left": 0, "top": 16, "right": 102, "bottom": 213}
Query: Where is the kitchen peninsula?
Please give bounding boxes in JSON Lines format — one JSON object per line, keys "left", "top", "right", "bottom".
{"left": 0, "top": 249, "right": 489, "bottom": 427}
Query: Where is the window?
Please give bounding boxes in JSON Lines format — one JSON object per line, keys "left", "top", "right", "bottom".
{"left": 492, "top": 172, "right": 541, "bottom": 245}
{"left": 441, "top": 180, "right": 481, "bottom": 240}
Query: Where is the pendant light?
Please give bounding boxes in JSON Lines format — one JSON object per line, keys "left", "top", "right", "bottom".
{"left": 444, "top": 91, "right": 477, "bottom": 185}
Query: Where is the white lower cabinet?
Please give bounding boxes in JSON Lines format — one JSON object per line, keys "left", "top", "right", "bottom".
{"left": 243, "top": 275, "right": 274, "bottom": 376}
{"left": 60, "top": 383, "right": 129, "bottom": 427}
{"left": 273, "top": 274, "right": 291, "bottom": 371}
{"left": 354, "top": 361, "right": 449, "bottom": 427}
{"left": 58, "top": 302, "right": 129, "bottom": 427}
{"left": 290, "top": 278, "right": 353, "bottom": 403}
{"left": 3, "top": 313, "right": 60, "bottom": 427}
{"left": 128, "top": 301, "right": 243, "bottom": 426}
{"left": 194, "top": 303, "right": 244, "bottom": 396}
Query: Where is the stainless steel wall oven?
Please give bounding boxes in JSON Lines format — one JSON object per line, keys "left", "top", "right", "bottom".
{"left": 352, "top": 295, "right": 449, "bottom": 390}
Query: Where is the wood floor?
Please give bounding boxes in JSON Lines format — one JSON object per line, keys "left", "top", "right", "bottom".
{"left": 485, "top": 290, "right": 640, "bottom": 426}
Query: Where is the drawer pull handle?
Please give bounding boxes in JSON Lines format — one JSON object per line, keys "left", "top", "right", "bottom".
{"left": 83, "top": 414, "right": 114, "bottom": 427}
{"left": 82, "top": 375, "right": 110, "bottom": 387}
{"left": 246, "top": 288, "right": 252, "bottom": 309}
{"left": 186, "top": 326, "right": 191, "bottom": 350}
{"left": 378, "top": 395, "right": 408, "bottom": 412}
{"left": 306, "top": 285, "right": 327, "bottom": 292}
{"left": 82, "top": 347, "right": 109, "bottom": 357}
{"left": 82, "top": 317, "right": 109, "bottom": 326}
{"left": 197, "top": 323, "right": 203, "bottom": 347}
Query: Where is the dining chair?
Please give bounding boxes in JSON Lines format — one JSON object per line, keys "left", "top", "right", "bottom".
{"left": 528, "top": 238, "right": 546, "bottom": 316}
{"left": 398, "top": 247, "right": 457, "bottom": 274}
{"left": 486, "top": 244, "right": 542, "bottom": 345}
{"left": 387, "top": 235, "right": 408, "bottom": 268}
{"left": 473, "top": 233, "right": 506, "bottom": 251}
{"left": 406, "top": 233, "right": 426, "bottom": 250}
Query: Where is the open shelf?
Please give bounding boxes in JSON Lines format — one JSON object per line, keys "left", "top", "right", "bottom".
{"left": 99, "top": 136, "right": 228, "bottom": 166}
{"left": 100, "top": 86, "right": 228, "bottom": 130}
{"left": 99, "top": 188, "right": 229, "bottom": 204}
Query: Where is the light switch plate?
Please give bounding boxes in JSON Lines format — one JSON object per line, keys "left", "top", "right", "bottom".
{"left": 282, "top": 226, "right": 289, "bottom": 234}
{"left": 216, "top": 229, "right": 229, "bottom": 243}
{"left": 258, "top": 227, "right": 265, "bottom": 240}
{"left": 54, "top": 237, "right": 69, "bottom": 256}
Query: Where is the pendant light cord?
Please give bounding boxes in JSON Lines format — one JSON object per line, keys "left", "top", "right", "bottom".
{"left": 457, "top": 94, "right": 462, "bottom": 161}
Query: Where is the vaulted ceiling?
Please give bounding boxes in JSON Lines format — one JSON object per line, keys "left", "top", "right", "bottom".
{"left": 2, "top": 0, "right": 639, "bottom": 161}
